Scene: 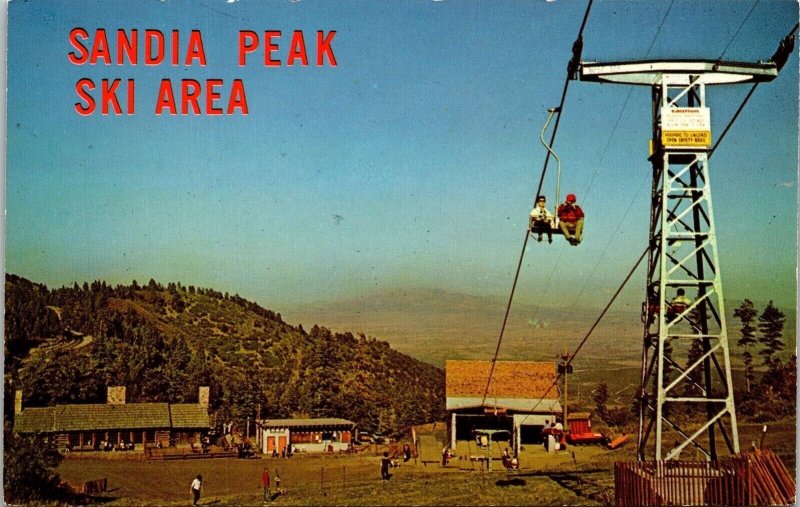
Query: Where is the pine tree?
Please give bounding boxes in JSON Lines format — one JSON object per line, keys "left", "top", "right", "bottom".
{"left": 733, "top": 299, "right": 758, "bottom": 394}
{"left": 757, "top": 301, "right": 785, "bottom": 368}
{"left": 593, "top": 382, "right": 609, "bottom": 421}
{"left": 4, "top": 430, "right": 67, "bottom": 503}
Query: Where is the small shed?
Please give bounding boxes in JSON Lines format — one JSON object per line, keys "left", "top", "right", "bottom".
{"left": 255, "top": 418, "right": 355, "bottom": 454}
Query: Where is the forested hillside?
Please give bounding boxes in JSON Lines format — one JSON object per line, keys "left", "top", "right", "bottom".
{"left": 4, "top": 274, "right": 445, "bottom": 433}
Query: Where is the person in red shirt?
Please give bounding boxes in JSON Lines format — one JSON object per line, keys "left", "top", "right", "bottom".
{"left": 557, "top": 193, "right": 585, "bottom": 245}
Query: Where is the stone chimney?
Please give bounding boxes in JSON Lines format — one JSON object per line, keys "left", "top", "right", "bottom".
{"left": 198, "top": 386, "right": 210, "bottom": 408}
{"left": 107, "top": 386, "right": 126, "bottom": 405}
{"left": 14, "top": 390, "right": 22, "bottom": 415}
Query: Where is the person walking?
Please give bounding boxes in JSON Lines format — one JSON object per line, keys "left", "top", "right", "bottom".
{"left": 380, "top": 452, "right": 393, "bottom": 481}
{"left": 190, "top": 474, "right": 203, "bottom": 506}
{"left": 261, "top": 468, "right": 271, "bottom": 503}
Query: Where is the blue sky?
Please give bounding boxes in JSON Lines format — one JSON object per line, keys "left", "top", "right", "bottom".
{"left": 5, "top": 0, "right": 798, "bottom": 313}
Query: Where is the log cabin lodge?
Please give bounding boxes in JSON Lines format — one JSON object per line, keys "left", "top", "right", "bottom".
{"left": 13, "top": 386, "right": 211, "bottom": 450}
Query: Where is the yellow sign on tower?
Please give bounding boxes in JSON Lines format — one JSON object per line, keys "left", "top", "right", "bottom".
{"left": 661, "top": 107, "right": 712, "bottom": 147}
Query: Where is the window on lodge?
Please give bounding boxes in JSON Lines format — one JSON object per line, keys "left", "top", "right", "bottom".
{"left": 290, "top": 431, "right": 339, "bottom": 443}
{"left": 290, "top": 432, "right": 314, "bottom": 444}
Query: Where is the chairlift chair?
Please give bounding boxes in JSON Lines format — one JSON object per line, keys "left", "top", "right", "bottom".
{"left": 529, "top": 107, "right": 583, "bottom": 243}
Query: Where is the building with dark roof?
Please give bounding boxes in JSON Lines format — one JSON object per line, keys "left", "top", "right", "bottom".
{"left": 445, "top": 360, "right": 562, "bottom": 454}
{"left": 13, "top": 386, "right": 211, "bottom": 451}
{"left": 255, "top": 418, "right": 355, "bottom": 454}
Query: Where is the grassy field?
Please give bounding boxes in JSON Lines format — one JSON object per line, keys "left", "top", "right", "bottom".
{"left": 57, "top": 452, "right": 602, "bottom": 506}
{"left": 56, "top": 420, "right": 794, "bottom": 505}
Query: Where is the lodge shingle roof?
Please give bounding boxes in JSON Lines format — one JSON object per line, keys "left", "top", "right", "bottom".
{"left": 445, "top": 360, "right": 558, "bottom": 399}
{"left": 170, "top": 404, "right": 211, "bottom": 429}
{"left": 14, "top": 407, "right": 56, "bottom": 433}
{"left": 15, "top": 402, "right": 209, "bottom": 433}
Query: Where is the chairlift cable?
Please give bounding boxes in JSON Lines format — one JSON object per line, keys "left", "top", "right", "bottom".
{"left": 573, "top": 174, "right": 649, "bottom": 305}
{"left": 524, "top": 0, "right": 677, "bottom": 324}
{"left": 519, "top": 245, "right": 649, "bottom": 423}
{"left": 717, "top": 0, "right": 761, "bottom": 61}
{"left": 484, "top": 9, "right": 796, "bottom": 432}
{"left": 644, "top": 0, "right": 676, "bottom": 57}
{"left": 479, "top": 0, "right": 595, "bottom": 409}
{"left": 710, "top": 22, "right": 798, "bottom": 157}
{"left": 481, "top": 230, "right": 530, "bottom": 404}
{"left": 707, "top": 84, "right": 759, "bottom": 159}
{"left": 582, "top": 0, "right": 674, "bottom": 199}
{"left": 532, "top": 0, "right": 595, "bottom": 207}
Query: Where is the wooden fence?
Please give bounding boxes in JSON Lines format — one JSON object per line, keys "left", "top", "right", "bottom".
{"left": 615, "top": 449, "right": 795, "bottom": 506}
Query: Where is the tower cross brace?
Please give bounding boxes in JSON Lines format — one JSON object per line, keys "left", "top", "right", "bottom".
{"left": 579, "top": 59, "right": 777, "bottom": 461}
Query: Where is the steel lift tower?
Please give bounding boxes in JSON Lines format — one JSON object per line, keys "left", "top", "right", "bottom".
{"left": 579, "top": 60, "right": 777, "bottom": 461}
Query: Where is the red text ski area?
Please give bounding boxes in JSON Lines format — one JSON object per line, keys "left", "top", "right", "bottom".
{"left": 68, "top": 29, "right": 337, "bottom": 115}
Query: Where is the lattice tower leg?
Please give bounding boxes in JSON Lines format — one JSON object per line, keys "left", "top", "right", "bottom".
{"left": 637, "top": 77, "right": 740, "bottom": 461}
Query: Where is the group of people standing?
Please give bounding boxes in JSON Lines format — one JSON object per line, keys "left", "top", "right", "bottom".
{"left": 542, "top": 420, "right": 564, "bottom": 453}
{"left": 261, "top": 467, "right": 282, "bottom": 503}
{"left": 188, "top": 468, "right": 283, "bottom": 506}
{"left": 271, "top": 445, "right": 294, "bottom": 458}
{"left": 529, "top": 193, "right": 584, "bottom": 245}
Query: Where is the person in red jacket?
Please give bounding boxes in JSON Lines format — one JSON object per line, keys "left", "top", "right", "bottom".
{"left": 557, "top": 193, "right": 584, "bottom": 245}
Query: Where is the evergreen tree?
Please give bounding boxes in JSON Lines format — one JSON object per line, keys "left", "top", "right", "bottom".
{"left": 4, "top": 429, "right": 68, "bottom": 504}
{"left": 757, "top": 301, "right": 785, "bottom": 368}
{"left": 733, "top": 299, "right": 758, "bottom": 394}
{"left": 593, "top": 382, "right": 609, "bottom": 421}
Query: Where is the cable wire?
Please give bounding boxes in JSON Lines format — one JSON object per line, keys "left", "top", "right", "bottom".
{"left": 522, "top": 0, "right": 676, "bottom": 343}
{"left": 480, "top": 0, "right": 595, "bottom": 408}
{"left": 718, "top": 0, "right": 760, "bottom": 61}
{"left": 519, "top": 245, "right": 649, "bottom": 422}
{"left": 710, "top": 22, "right": 798, "bottom": 157}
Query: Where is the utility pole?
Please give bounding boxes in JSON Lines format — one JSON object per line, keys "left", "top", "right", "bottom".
{"left": 557, "top": 349, "right": 572, "bottom": 432}
{"left": 579, "top": 59, "right": 778, "bottom": 460}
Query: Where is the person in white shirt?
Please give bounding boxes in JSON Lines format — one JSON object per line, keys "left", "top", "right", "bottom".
{"left": 190, "top": 474, "right": 203, "bottom": 505}
{"left": 529, "top": 195, "right": 555, "bottom": 243}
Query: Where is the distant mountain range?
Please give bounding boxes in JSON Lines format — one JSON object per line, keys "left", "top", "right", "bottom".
{"left": 282, "top": 287, "right": 797, "bottom": 368}
{"left": 281, "top": 287, "right": 795, "bottom": 409}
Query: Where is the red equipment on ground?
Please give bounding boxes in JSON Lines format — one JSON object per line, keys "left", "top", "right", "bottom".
{"left": 565, "top": 412, "right": 607, "bottom": 445}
